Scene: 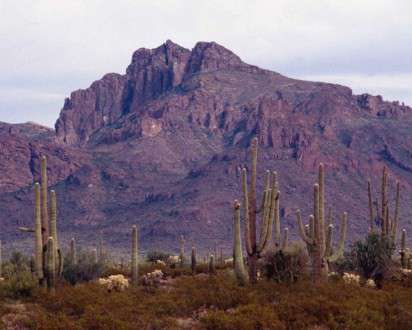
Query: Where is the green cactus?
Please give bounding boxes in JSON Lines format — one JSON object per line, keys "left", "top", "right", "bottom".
{"left": 45, "top": 237, "right": 56, "bottom": 294}
{"left": 368, "top": 167, "right": 400, "bottom": 240}
{"left": 296, "top": 163, "right": 348, "bottom": 284}
{"left": 233, "top": 200, "right": 249, "bottom": 285}
{"left": 34, "top": 182, "right": 44, "bottom": 282}
{"left": 131, "top": 225, "right": 139, "bottom": 286}
{"left": 179, "top": 235, "right": 185, "bottom": 266}
{"left": 41, "top": 156, "right": 49, "bottom": 245}
{"left": 49, "top": 190, "right": 63, "bottom": 276}
{"left": 240, "top": 137, "right": 283, "bottom": 283}
{"left": 70, "top": 237, "right": 77, "bottom": 265}
{"left": 191, "top": 246, "right": 196, "bottom": 274}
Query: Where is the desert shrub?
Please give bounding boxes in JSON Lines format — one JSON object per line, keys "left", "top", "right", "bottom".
{"left": 62, "top": 251, "right": 105, "bottom": 285}
{"left": 0, "top": 251, "right": 37, "bottom": 298}
{"left": 146, "top": 250, "right": 171, "bottom": 263}
{"left": 263, "top": 243, "right": 308, "bottom": 283}
{"left": 349, "top": 233, "right": 395, "bottom": 286}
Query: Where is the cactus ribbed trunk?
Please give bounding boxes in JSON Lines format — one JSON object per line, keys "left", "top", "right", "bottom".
{"left": 233, "top": 200, "right": 248, "bottom": 285}
{"left": 34, "top": 183, "right": 44, "bottom": 281}
{"left": 41, "top": 156, "right": 49, "bottom": 245}
{"left": 46, "top": 237, "right": 56, "bottom": 294}
{"left": 131, "top": 225, "right": 139, "bottom": 286}
{"left": 49, "top": 191, "right": 58, "bottom": 267}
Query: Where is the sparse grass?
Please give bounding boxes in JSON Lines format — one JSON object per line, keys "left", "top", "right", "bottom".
{"left": 1, "top": 269, "right": 412, "bottom": 329}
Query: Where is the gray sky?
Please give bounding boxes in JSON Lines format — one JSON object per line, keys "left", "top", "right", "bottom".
{"left": 1, "top": 0, "right": 411, "bottom": 127}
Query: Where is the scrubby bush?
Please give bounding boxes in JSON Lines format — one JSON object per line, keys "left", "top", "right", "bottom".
{"left": 349, "top": 233, "right": 395, "bottom": 287}
{"left": 62, "top": 250, "right": 105, "bottom": 285}
{"left": 263, "top": 243, "right": 308, "bottom": 283}
{"left": 0, "top": 251, "right": 37, "bottom": 298}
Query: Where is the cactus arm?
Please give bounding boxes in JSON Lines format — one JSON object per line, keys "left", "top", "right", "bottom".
{"left": 257, "top": 170, "right": 271, "bottom": 213}
{"left": 313, "top": 184, "right": 320, "bottom": 246}
{"left": 381, "top": 167, "right": 388, "bottom": 235}
{"left": 50, "top": 190, "right": 59, "bottom": 269}
{"left": 18, "top": 227, "right": 35, "bottom": 233}
{"left": 296, "top": 209, "right": 312, "bottom": 244}
{"left": 367, "top": 180, "right": 374, "bottom": 232}
{"left": 241, "top": 168, "right": 253, "bottom": 256}
{"left": 327, "top": 208, "right": 333, "bottom": 227}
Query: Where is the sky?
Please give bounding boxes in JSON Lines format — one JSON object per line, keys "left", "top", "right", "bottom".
{"left": 1, "top": 0, "right": 411, "bottom": 127}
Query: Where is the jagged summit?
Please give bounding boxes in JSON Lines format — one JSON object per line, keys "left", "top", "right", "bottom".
{"left": 1, "top": 41, "right": 412, "bottom": 252}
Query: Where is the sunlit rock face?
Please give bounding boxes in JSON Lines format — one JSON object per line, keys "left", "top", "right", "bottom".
{"left": 1, "top": 41, "right": 412, "bottom": 253}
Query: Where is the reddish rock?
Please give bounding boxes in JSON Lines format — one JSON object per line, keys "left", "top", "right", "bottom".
{"left": 1, "top": 40, "right": 412, "bottom": 254}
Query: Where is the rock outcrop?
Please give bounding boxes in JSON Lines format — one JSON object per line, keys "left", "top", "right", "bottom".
{"left": 1, "top": 41, "right": 412, "bottom": 253}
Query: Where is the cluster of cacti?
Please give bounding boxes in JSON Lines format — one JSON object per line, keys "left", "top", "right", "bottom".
{"left": 367, "top": 167, "right": 400, "bottom": 239}
{"left": 19, "top": 156, "right": 63, "bottom": 292}
{"left": 296, "top": 163, "right": 347, "bottom": 284}
{"left": 234, "top": 137, "right": 288, "bottom": 284}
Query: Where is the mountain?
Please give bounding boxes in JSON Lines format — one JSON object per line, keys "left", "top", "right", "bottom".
{"left": 1, "top": 40, "right": 412, "bottom": 256}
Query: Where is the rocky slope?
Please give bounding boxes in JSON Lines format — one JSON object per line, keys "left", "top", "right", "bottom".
{"left": 1, "top": 40, "right": 412, "bottom": 256}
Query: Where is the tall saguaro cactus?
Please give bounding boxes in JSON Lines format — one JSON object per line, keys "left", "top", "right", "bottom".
{"left": 367, "top": 167, "right": 400, "bottom": 240}
{"left": 240, "top": 137, "right": 282, "bottom": 283}
{"left": 233, "top": 200, "right": 248, "bottom": 285}
{"left": 296, "top": 163, "right": 348, "bottom": 284}
{"left": 131, "top": 225, "right": 139, "bottom": 286}
{"left": 41, "top": 156, "right": 49, "bottom": 244}
{"left": 34, "top": 183, "right": 44, "bottom": 281}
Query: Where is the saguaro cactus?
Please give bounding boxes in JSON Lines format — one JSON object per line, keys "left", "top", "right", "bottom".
{"left": 233, "top": 200, "right": 249, "bottom": 285}
{"left": 296, "top": 163, "right": 348, "bottom": 284}
{"left": 179, "top": 235, "right": 185, "bottom": 266}
{"left": 49, "top": 190, "right": 63, "bottom": 275}
{"left": 41, "top": 156, "right": 49, "bottom": 244}
{"left": 45, "top": 237, "right": 56, "bottom": 294}
{"left": 34, "top": 183, "right": 44, "bottom": 281}
{"left": 367, "top": 167, "right": 400, "bottom": 240}
{"left": 131, "top": 225, "right": 139, "bottom": 286}
{"left": 240, "top": 137, "right": 282, "bottom": 283}
{"left": 191, "top": 246, "right": 196, "bottom": 274}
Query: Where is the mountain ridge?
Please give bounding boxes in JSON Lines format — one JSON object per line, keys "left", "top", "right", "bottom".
{"left": 1, "top": 40, "right": 412, "bottom": 255}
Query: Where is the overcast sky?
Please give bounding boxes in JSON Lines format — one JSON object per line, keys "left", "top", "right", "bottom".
{"left": 1, "top": 0, "right": 411, "bottom": 127}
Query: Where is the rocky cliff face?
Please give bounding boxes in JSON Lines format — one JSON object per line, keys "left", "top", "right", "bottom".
{"left": 1, "top": 41, "right": 412, "bottom": 255}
